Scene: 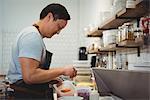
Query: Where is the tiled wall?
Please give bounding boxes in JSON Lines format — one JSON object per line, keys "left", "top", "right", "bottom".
{"left": 0, "top": 0, "right": 79, "bottom": 74}
{"left": 78, "top": 0, "right": 113, "bottom": 46}
{"left": 116, "top": 47, "right": 150, "bottom": 71}
{"left": 2, "top": 32, "right": 18, "bottom": 74}
{"left": 44, "top": 31, "right": 79, "bottom": 67}
{"left": 0, "top": 38, "right": 1, "bottom": 68}
{"left": 127, "top": 47, "right": 150, "bottom": 70}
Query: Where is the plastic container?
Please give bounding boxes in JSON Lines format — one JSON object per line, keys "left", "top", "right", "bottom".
{"left": 90, "top": 90, "right": 99, "bottom": 100}
{"left": 54, "top": 80, "right": 76, "bottom": 97}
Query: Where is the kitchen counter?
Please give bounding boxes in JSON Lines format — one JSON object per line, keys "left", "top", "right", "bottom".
{"left": 53, "top": 93, "right": 122, "bottom": 100}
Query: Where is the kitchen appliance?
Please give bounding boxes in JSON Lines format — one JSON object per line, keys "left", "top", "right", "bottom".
{"left": 78, "top": 47, "right": 87, "bottom": 60}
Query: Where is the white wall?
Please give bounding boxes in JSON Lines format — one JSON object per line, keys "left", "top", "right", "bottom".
{"left": 128, "top": 51, "right": 150, "bottom": 71}
{"left": 78, "top": 0, "right": 113, "bottom": 47}
{"left": 77, "top": 0, "right": 114, "bottom": 61}
{"left": 43, "top": 0, "right": 79, "bottom": 67}
{"left": 1, "top": 0, "right": 79, "bottom": 74}
{"left": 0, "top": 0, "right": 3, "bottom": 74}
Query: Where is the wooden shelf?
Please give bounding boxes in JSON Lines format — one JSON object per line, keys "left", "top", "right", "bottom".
{"left": 88, "top": 50, "right": 108, "bottom": 54}
{"left": 88, "top": 40, "right": 143, "bottom": 54}
{"left": 88, "top": 0, "right": 149, "bottom": 37}
{"left": 87, "top": 30, "right": 103, "bottom": 37}
{"left": 100, "top": 44, "right": 117, "bottom": 52}
{"left": 88, "top": 44, "right": 117, "bottom": 54}
{"left": 100, "top": 0, "right": 149, "bottom": 30}
{"left": 117, "top": 0, "right": 149, "bottom": 18}
{"left": 118, "top": 40, "right": 140, "bottom": 47}
{"left": 99, "top": 15, "right": 117, "bottom": 29}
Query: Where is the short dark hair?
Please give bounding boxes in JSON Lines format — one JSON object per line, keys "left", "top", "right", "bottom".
{"left": 40, "top": 3, "right": 70, "bottom": 20}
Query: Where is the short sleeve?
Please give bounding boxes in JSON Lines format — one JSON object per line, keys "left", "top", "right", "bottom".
{"left": 18, "top": 32, "right": 43, "bottom": 62}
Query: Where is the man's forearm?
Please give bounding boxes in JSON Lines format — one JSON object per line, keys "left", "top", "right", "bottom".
{"left": 24, "top": 67, "right": 64, "bottom": 84}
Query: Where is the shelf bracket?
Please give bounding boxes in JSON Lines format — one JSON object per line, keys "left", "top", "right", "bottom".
{"left": 117, "top": 16, "right": 141, "bottom": 19}
{"left": 137, "top": 18, "right": 140, "bottom": 27}
{"left": 116, "top": 44, "right": 141, "bottom": 57}
{"left": 137, "top": 47, "right": 140, "bottom": 57}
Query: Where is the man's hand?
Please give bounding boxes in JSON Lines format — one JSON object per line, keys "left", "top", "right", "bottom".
{"left": 62, "top": 65, "right": 77, "bottom": 78}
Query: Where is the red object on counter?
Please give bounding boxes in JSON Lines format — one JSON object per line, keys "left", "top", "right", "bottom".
{"left": 140, "top": 17, "right": 150, "bottom": 34}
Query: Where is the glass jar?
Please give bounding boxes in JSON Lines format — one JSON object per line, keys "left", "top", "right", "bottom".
{"left": 134, "top": 28, "right": 144, "bottom": 43}
{"left": 122, "top": 23, "right": 134, "bottom": 41}
{"left": 117, "top": 26, "right": 122, "bottom": 43}
{"left": 135, "top": 28, "right": 143, "bottom": 38}
{"left": 126, "top": 23, "right": 134, "bottom": 40}
{"left": 121, "top": 24, "right": 127, "bottom": 41}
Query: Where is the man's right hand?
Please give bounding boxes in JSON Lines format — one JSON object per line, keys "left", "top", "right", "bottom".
{"left": 62, "top": 65, "right": 77, "bottom": 78}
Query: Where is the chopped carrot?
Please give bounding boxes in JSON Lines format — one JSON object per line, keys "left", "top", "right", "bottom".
{"left": 61, "top": 88, "right": 71, "bottom": 92}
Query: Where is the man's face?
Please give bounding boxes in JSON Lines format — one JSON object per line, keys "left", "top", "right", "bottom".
{"left": 45, "top": 18, "right": 68, "bottom": 38}
{"left": 53, "top": 19, "right": 67, "bottom": 35}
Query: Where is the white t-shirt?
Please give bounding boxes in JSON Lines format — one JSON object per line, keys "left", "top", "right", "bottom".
{"left": 7, "top": 26, "right": 46, "bottom": 83}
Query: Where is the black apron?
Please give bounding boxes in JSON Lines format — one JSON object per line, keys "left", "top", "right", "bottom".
{"left": 11, "top": 50, "right": 55, "bottom": 100}
{"left": 10, "top": 25, "right": 56, "bottom": 100}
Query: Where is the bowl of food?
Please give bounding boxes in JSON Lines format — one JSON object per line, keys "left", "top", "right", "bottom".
{"left": 54, "top": 80, "right": 76, "bottom": 96}
{"left": 76, "top": 86, "right": 91, "bottom": 100}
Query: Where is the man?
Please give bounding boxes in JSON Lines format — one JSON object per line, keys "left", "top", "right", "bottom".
{"left": 6, "top": 3, "right": 77, "bottom": 99}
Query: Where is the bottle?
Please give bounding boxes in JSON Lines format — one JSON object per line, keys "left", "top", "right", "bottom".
{"left": 117, "top": 26, "right": 122, "bottom": 43}
{"left": 90, "top": 90, "right": 99, "bottom": 100}
{"left": 117, "top": 53, "right": 123, "bottom": 69}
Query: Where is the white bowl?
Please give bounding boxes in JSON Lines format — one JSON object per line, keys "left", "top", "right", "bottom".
{"left": 58, "top": 96, "right": 83, "bottom": 100}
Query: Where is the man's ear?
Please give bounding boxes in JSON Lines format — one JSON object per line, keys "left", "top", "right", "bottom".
{"left": 47, "top": 12, "right": 54, "bottom": 21}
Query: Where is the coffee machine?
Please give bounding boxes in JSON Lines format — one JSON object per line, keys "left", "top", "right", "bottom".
{"left": 78, "top": 47, "right": 87, "bottom": 60}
